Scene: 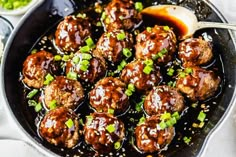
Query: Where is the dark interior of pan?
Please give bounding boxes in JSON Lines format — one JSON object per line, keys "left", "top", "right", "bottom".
{"left": 2, "top": 0, "right": 236, "bottom": 156}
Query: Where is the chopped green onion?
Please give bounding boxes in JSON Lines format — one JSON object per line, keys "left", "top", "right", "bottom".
{"left": 135, "top": 2, "right": 143, "bottom": 12}
{"left": 160, "top": 48, "right": 168, "bottom": 54}
{"left": 179, "top": 71, "right": 186, "bottom": 78}
{"left": 106, "top": 124, "right": 116, "bottom": 133}
{"left": 160, "top": 112, "right": 171, "bottom": 121}
{"left": 143, "top": 65, "right": 153, "bottom": 74}
{"left": 101, "top": 12, "right": 106, "bottom": 20}
{"left": 85, "top": 37, "right": 95, "bottom": 49}
{"left": 67, "top": 71, "right": 78, "bottom": 80}
{"left": 81, "top": 53, "right": 92, "bottom": 60}
{"left": 117, "top": 60, "right": 127, "bottom": 71}
{"left": 114, "top": 141, "right": 121, "bottom": 150}
{"left": 77, "top": 13, "right": 86, "bottom": 19}
{"left": 65, "top": 119, "right": 74, "bottom": 129}
{"left": 62, "top": 55, "right": 70, "bottom": 61}
{"left": 35, "top": 103, "right": 42, "bottom": 112}
{"left": 79, "top": 118, "right": 84, "bottom": 126}
{"left": 96, "top": 21, "right": 102, "bottom": 27}
{"left": 86, "top": 115, "right": 93, "bottom": 126}
{"left": 163, "top": 26, "right": 170, "bottom": 31}
{"left": 54, "top": 55, "right": 62, "bottom": 61}
{"left": 28, "top": 100, "right": 38, "bottom": 107}
{"left": 185, "top": 68, "right": 193, "bottom": 74}
{"left": 183, "top": 136, "right": 191, "bottom": 145}
{"left": 123, "top": 48, "right": 132, "bottom": 58}
{"left": 72, "top": 56, "right": 80, "bottom": 64}
{"left": 191, "top": 103, "right": 198, "bottom": 108}
{"left": 138, "top": 116, "right": 145, "bottom": 125}
{"left": 116, "top": 31, "right": 126, "bottom": 41}
{"left": 43, "top": 73, "right": 54, "bottom": 85}
{"left": 108, "top": 108, "right": 114, "bottom": 114}
{"left": 159, "top": 121, "right": 167, "bottom": 130}
{"left": 125, "top": 89, "right": 133, "bottom": 97}
{"left": 144, "top": 59, "right": 154, "bottom": 66}
{"left": 80, "top": 45, "right": 90, "bottom": 53}
{"left": 26, "top": 89, "right": 38, "bottom": 99}
{"left": 128, "top": 83, "right": 135, "bottom": 92}
{"left": 119, "top": 15, "right": 124, "bottom": 20}
{"left": 167, "top": 68, "right": 175, "bottom": 76}
{"left": 197, "top": 111, "right": 206, "bottom": 122}
{"left": 172, "top": 112, "right": 180, "bottom": 120}
{"left": 31, "top": 49, "right": 37, "bottom": 54}
{"left": 49, "top": 100, "right": 57, "bottom": 110}
{"left": 146, "top": 27, "right": 152, "bottom": 33}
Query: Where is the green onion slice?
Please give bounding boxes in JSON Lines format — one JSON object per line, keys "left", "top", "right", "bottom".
{"left": 67, "top": 71, "right": 78, "bottom": 80}
{"left": 122, "top": 48, "right": 132, "bottom": 58}
{"left": 143, "top": 65, "right": 153, "bottom": 74}
{"left": 65, "top": 118, "right": 74, "bottom": 129}
{"left": 49, "top": 100, "right": 57, "bottom": 110}
{"left": 197, "top": 111, "right": 206, "bottom": 122}
{"left": 86, "top": 115, "right": 93, "bottom": 126}
{"left": 116, "top": 31, "right": 126, "bottom": 41}
{"left": 54, "top": 55, "right": 62, "bottom": 61}
{"left": 26, "top": 89, "right": 38, "bottom": 99}
{"left": 35, "top": 103, "right": 42, "bottom": 112}
{"left": 108, "top": 108, "right": 115, "bottom": 114}
{"left": 80, "top": 45, "right": 90, "bottom": 53}
{"left": 43, "top": 73, "right": 54, "bottom": 85}
{"left": 135, "top": 2, "right": 143, "bottom": 12}
{"left": 114, "top": 141, "right": 121, "bottom": 150}
{"left": 85, "top": 37, "right": 95, "bottom": 49}
{"left": 106, "top": 124, "right": 116, "bottom": 133}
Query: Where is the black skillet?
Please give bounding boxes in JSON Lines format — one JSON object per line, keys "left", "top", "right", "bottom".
{"left": 1, "top": 0, "right": 236, "bottom": 156}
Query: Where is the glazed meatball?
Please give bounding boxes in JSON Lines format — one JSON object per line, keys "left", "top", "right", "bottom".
{"left": 178, "top": 37, "right": 213, "bottom": 67}
{"left": 135, "top": 25, "right": 177, "bottom": 64}
{"left": 121, "top": 59, "right": 162, "bottom": 92}
{"left": 44, "top": 76, "right": 84, "bottom": 110}
{"left": 39, "top": 107, "right": 79, "bottom": 148}
{"left": 66, "top": 52, "right": 106, "bottom": 83}
{"left": 135, "top": 116, "right": 175, "bottom": 153}
{"left": 55, "top": 15, "right": 92, "bottom": 53}
{"left": 84, "top": 112, "right": 125, "bottom": 153}
{"left": 23, "top": 50, "right": 58, "bottom": 89}
{"left": 95, "top": 29, "right": 133, "bottom": 63}
{"left": 102, "top": 0, "right": 142, "bottom": 31}
{"left": 89, "top": 77, "right": 129, "bottom": 115}
{"left": 144, "top": 85, "right": 185, "bottom": 116}
{"left": 176, "top": 67, "right": 221, "bottom": 101}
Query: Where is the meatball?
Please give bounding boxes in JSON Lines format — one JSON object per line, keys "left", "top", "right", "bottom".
{"left": 55, "top": 15, "right": 92, "bottom": 53}
{"left": 89, "top": 77, "right": 129, "bottom": 115}
{"left": 176, "top": 67, "right": 221, "bottom": 101}
{"left": 178, "top": 37, "right": 213, "bottom": 67}
{"left": 39, "top": 107, "right": 79, "bottom": 148}
{"left": 44, "top": 76, "right": 84, "bottom": 110}
{"left": 135, "top": 116, "right": 175, "bottom": 153}
{"left": 135, "top": 25, "right": 177, "bottom": 64}
{"left": 23, "top": 50, "right": 58, "bottom": 89}
{"left": 120, "top": 59, "right": 162, "bottom": 92}
{"left": 144, "top": 85, "right": 185, "bottom": 116}
{"left": 84, "top": 112, "right": 125, "bottom": 153}
{"left": 66, "top": 52, "right": 106, "bottom": 83}
{"left": 95, "top": 29, "right": 133, "bottom": 63}
{"left": 102, "top": 0, "right": 142, "bottom": 31}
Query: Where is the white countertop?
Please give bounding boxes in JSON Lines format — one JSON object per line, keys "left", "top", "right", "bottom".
{"left": 0, "top": 0, "right": 236, "bottom": 156}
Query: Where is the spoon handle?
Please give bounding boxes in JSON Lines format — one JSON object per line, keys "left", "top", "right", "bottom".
{"left": 198, "top": 21, "right": 236, "bottom": 31}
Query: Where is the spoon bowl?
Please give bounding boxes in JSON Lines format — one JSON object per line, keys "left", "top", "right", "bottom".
{"left": 141, "top": 5, "right": 236, "bottom": 40}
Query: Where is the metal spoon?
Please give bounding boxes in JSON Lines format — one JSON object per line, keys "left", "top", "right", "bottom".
{"left": 141, "top": 5, "right": 236, "bottom": 40}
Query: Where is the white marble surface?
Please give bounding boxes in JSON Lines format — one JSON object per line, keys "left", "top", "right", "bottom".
{"left": 0, "top": 0, "right": 236, "bottom": 156}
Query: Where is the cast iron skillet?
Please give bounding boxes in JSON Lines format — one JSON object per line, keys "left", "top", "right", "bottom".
{"left": 1, "top": 0, "right": 236, "bottom": 156}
